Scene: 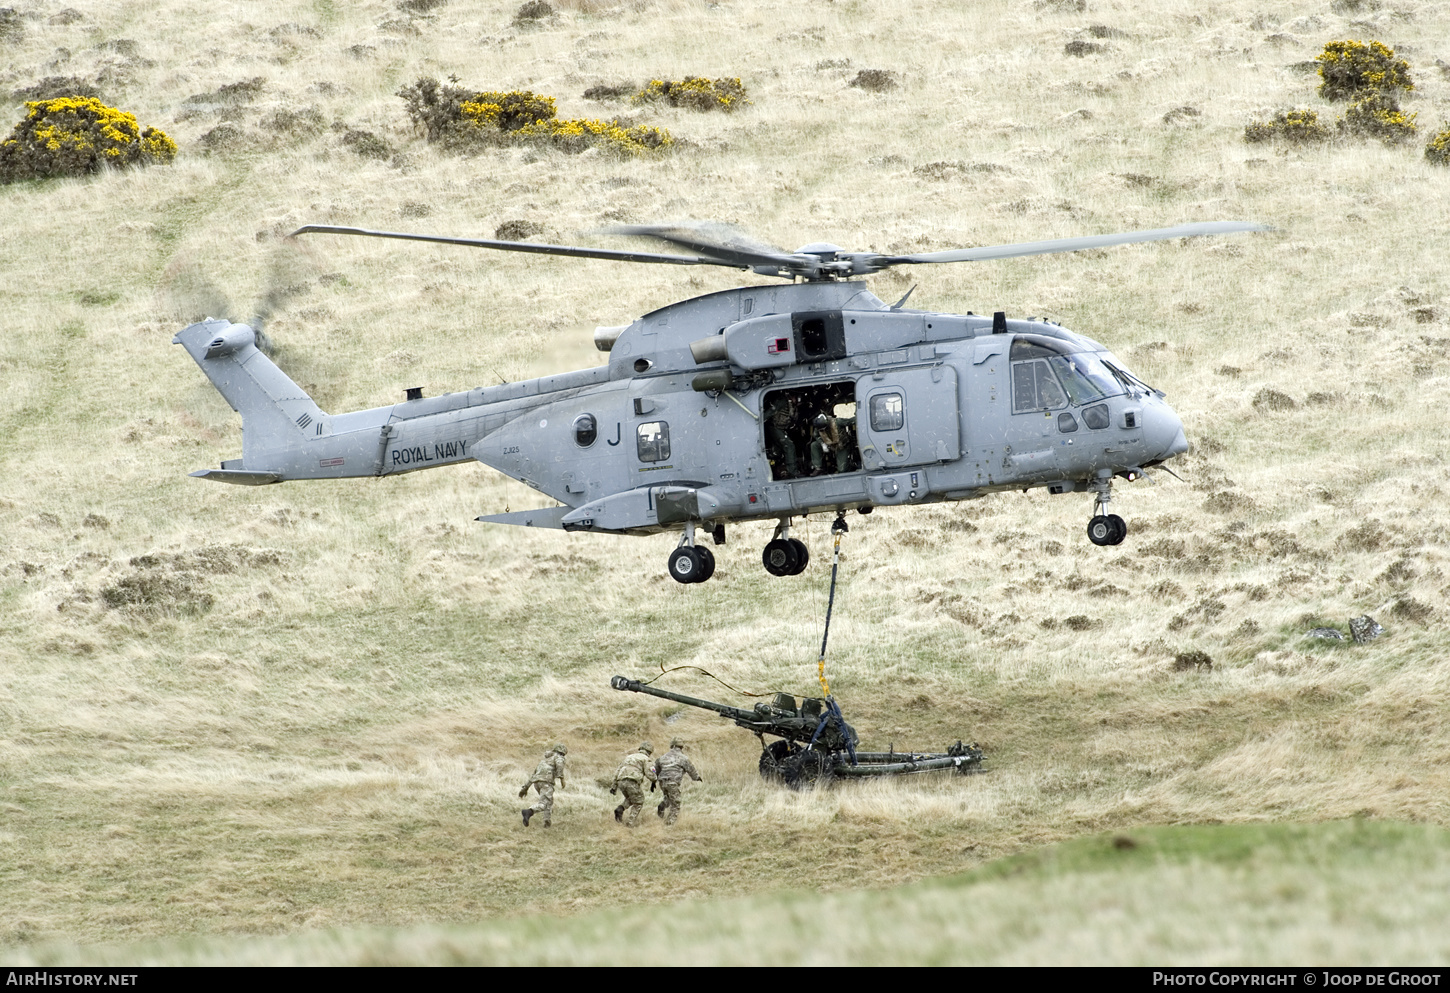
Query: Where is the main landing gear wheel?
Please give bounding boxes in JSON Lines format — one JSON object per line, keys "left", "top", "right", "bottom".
{"left": 786, "top": 538, "right": 809, "bottom": 574}
{"left": 1087, "top": 514, "right": 1128, "bottom": 546}
{"left": 668, "top": 545, "right": 714, "bottom": 583}
{"left": 762, "top": 538, "right": 799, "bottom": 577}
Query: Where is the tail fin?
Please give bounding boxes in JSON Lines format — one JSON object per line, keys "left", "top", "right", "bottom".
{"left": 174, "top": 319, "right": 324, "bottom": 473}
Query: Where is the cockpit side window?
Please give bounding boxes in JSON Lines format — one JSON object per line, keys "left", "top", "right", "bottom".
{"left": 1012, "top": 361, "right": 1067, "bottom": 413}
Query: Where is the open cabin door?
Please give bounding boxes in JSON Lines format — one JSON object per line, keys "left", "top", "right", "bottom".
{"left": 856, "top": 366, "right": 961, "bottom": 470}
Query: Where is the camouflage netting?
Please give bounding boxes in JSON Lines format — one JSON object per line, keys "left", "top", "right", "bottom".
{"left": 398, "top": 77, "right": 672, "bottom": 156}
{"left": 0, "top": 96, "right": 176, "bottom": 184}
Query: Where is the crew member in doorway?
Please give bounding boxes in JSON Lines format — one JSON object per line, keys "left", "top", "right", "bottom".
{"left": 764, "top": 394, "right": 801, "bottom": 478}
{"left": 809, "top": 412, "right": 857, "bottom": 475}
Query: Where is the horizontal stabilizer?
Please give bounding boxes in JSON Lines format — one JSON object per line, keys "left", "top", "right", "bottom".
{"left": 190, "top": 468, "right": 282, "bottom": 486}
{"left": 475, "top": 506, "right": 570, "bottom": 529}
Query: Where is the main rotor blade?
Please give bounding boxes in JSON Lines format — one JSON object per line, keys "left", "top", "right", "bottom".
{"left": 288, "top": 225, "right": 749, "bottom": 270}
{"left": 605, "top": 223, "right": 801, "bottom": 271}
{"left": 885, "top": 221, "right": 1270, "bottom": 265}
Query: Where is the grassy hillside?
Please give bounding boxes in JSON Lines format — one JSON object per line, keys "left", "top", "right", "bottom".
{"left": 11, "top": 822, "right": 1450, "bottom": 965}
{"left": 1, "top": 0, "right": 1449, "bottom": 960}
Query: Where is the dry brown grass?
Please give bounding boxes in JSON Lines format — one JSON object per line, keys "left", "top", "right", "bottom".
{"left": 2, "top": 0, "right": 1450, "bottom": 959}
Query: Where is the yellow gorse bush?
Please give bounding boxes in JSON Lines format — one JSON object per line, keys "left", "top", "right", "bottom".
{"left": 399, "top": 77, "right": 673, "bottom": 156}
{"left": 1340, "top": 93, "right": 1417, "bottom": 144}
{"left": 1244, "top": 108, "right": 1330, "bottom": 144}
{"left": 0, "top": 96, "right": 176, "bottom": 183}
{"left": 459, "top": 91, "right": 557, "bottom": 131}
{"left": 632, "top": 77, "right": 749, "bottom": 112}
{"left": 1316, "top": 40, "right": 1413, "bottom": 101}
{"left": 515, "top": 116, "right": 674, "bottom": 155}
{"left": 1426, "top": 125, "right": 1450, "bottom": 166}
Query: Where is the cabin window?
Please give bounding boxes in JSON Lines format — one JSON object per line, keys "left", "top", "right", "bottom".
{"left": 1082, "top": 403, "right": 1110, "bottom": 430}
{"left": 573, "top": 413, "right": 598, "bottom": 448}
{"left": 870, "top": 393, "right": 904, "bottom": 432}
{"left": 636, "top": 421, "right": 670, "bottom": 462}
{"left": 1058, "top": 412, "right": 1079, "bottom": 433}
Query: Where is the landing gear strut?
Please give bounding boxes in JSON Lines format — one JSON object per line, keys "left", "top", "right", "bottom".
{"left": 762, "top": 518, "right": 809, "bottom": 577}
{"left": 668, "top": 522, "right": 717, "bottom": 584}
{"left": 1086, "top": 471, "right": 1127, "bottom": 547}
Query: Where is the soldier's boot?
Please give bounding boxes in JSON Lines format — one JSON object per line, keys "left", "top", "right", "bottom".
{"left": 543, "top": 820, "right": 551, "bottom": 828}
{"left": 614, "top": 804, "right": 625, "bottom": 822}
{"left": 521, "top": 808, "right": 533, "bottom": 827}
{"left": 657, "top": 800, "right": 666, "bottom": 818}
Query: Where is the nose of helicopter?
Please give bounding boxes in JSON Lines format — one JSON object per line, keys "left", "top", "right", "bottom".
{"left": 1143, "top": 402, "right": 1189, "bottom": 462}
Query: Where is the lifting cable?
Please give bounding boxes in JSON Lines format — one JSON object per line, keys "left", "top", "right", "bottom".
{"left": 812, "top": 515, "right": 857, "bottom": 766}
{"left": 640, "top": 514, "right": 853, "bottom": 733}
{"left": 816, "top": 517, "right": 849, "bottom": 699}
{"left": 639, "top": 663, "right": 771, "bottom": 698}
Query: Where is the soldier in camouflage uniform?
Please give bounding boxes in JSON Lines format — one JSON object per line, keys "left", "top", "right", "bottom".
{"left": 610, "top": 741, "right": 657, "bottom": 827}
{"left": 519, "top": 742, "right": 567, "bottom": 827}
{"left": 653, "top": 738, "right": 702, "bottom": 826}
{"left": 763, "top": 394, "right": 801, "bottom": 477}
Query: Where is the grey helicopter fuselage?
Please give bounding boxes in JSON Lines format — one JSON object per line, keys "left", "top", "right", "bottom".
{"left": 175, "top": 276, "right": 1187, "bottom": 579}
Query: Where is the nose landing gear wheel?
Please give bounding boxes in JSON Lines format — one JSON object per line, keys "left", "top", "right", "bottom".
{"left": 693, "top": 545, "right": 716, "bottom": 581}
{"left": 1106, "top": 514, "right": 1127, "bottom": 545}
{"left": 668, "top": 546, "right": 711, "bottom": 583}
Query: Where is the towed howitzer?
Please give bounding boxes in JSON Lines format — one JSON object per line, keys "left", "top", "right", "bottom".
{"left": 609, "top": 675, "right": 984, "bottom": 789}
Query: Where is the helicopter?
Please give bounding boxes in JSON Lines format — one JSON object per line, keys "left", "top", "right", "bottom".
{"left": 174, "top": 219, "right": 1265, "bottom": 583}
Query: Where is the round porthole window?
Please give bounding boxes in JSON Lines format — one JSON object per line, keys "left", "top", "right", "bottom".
{"left": 573, "top": 413, "right": 598, "bottom": 448}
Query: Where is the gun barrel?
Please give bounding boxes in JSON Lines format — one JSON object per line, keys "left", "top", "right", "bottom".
{"left": 610, "top": 675, "right": 756, "bottom": 723}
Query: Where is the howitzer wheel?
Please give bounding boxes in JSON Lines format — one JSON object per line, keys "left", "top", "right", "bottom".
{"left": 759, "top": 740, "right": 793, "bottom": 781}
{"left": 782, "top": 749, "right": 833, "bottom": 791}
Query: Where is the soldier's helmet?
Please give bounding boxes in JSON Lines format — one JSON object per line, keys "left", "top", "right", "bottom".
{"left": 670, "top": 737, "right": 684, "bottom": 749}
{"left": 638, "top": 741, "right": 653, "bottom": 754}
{"left": 553, "top": 743, "right": 568, "bottom": 755}
{"left": 814, "top": 413, "right": 829, "bottom": 429}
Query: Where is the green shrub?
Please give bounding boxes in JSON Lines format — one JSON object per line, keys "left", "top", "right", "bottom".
{"left": 633, "top": 76, "right": 749, "bottom": 111}
{"left": 0, "top": 96, "right": 176, "bottom": 184}
{"left": 513, "top": 0, "right": 553, "bottom": 23}
{"left": 398, "top": 78, "right": 555, "bottom": 144}
{"left": 848, "top": 69, "right": 898, "bottom": 92}
{"left": 1426, "top": 125, "right": 1450, "bottom": 166}
{"left": 342, "top": 129, "right": 392, "bottom": 160}
{"left": 1316, "top": 40, "right": 1413, "bottom": 101}
{"left": 1338, "top": 92, "right": 1417, "bottom": 144}
{"left": 11, "top": 76, "right": 104, "bottom": 102}
{"left": 1243, "top": 108, "right": 1330, "bottom": 144}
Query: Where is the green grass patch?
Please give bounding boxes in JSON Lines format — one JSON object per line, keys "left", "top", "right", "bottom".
{"left": 10, "top": 822, "right": 1450, "bottom": 965}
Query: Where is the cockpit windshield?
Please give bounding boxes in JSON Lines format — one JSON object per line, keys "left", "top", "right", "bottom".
{"left": 1049, "top": 351, "right": 1126, "bottom": 404}
{"left": 1010, "top": 336, "right": 1127, "bottom": 405}
{"left": 1099, "top": 355, "right": 1159, "bottom": 397}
